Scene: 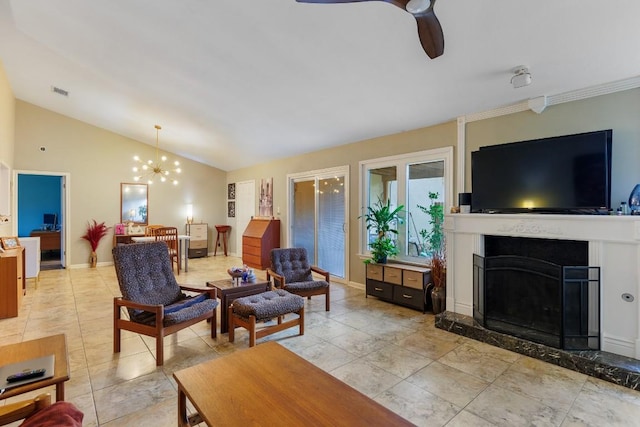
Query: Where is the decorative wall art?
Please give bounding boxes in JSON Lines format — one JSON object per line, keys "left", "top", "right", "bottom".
{"left": 228, "top": 183, "right": 236, "bottom": 200}
{"left": 259, "top": 177, "right": 273, "bottom": 217}
{"left": 228, "top": 201, "right": 236, "bottom": 218}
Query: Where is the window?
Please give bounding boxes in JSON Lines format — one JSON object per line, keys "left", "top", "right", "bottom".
{"left": 360, "top": 147, "right": 453, "bottom": 263}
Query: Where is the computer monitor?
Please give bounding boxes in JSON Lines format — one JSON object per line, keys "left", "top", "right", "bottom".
{"left": 43, "top": 213, "right": 57, "bottom": 230}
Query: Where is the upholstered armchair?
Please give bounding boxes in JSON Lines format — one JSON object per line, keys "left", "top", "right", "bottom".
{"left": 267, "top": 247, "right": 330, "bottom": 311}
{"left": 112, "top": 241, "right": 218, "bottom": 366}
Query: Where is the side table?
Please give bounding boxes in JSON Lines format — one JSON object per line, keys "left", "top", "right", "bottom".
{"left": 0, "top": 334, "right": 69, "bottom": 401}
{"left": 206, "top": 279, "right": 270, "bottom": 333}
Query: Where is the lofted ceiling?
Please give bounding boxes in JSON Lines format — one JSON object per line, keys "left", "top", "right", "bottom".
{"left": 1, "top": 0, "right": 639, "bottom": 171}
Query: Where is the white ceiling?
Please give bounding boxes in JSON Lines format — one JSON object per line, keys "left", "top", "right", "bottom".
{"left": 1, "top": 0, "right": 639, "bottom": 171}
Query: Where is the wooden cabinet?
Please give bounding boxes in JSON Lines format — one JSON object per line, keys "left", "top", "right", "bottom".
{"left": 242, "top": 218, "right": 280, "bottom": 269}
{"left": 366, "top": 263, "right": 432, "bottom": 313}
{"left": 0, "top": 247, "right": 25, "bottom": 318}
{"left": 186, "top": 223, "right": 208, "bottom": 258}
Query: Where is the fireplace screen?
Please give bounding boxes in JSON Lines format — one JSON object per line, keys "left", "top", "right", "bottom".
{"left": 473, "top": 236, "right": 600, "bottom": 351}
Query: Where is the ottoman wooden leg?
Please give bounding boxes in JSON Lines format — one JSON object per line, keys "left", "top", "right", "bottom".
{"left": 248, "top": 315, "right": 257, "bottom": 347}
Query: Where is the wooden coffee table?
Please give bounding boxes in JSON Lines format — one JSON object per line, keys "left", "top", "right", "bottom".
{"left": 173, "top": 341, "right": 414, "bottom": 427}
{"left": 206, "top": 279, "right": 270, "bottom": 333}
{"left": 0, "top": 334, "right": 69, "bottom": 401}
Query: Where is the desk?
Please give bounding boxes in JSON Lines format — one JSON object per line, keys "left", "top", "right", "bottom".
{"left": 29, "top": 230, "right": 60, "bottom": 252}
{"left": 173, "top": 341, "right": 413, "bottom": 427}
{"left": 206, "top": 279, "right": 270, "bottom": 333}
{"left": 130, "top": 235, "right": 191, "bottom": 272}
{"left": 0, "top": 334, "right": 69, "bottom": 401}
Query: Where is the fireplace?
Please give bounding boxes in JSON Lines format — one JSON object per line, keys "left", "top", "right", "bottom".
{"left": 473, "top": 236, "right": 600, "bottom": 350}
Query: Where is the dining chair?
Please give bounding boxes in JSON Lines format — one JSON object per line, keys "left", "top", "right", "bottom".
{"left": 154, "top": 226, "right": 180, "bottom": 274}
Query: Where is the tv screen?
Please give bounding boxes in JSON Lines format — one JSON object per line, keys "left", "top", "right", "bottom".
{"left": 471, "top": 130, "right": 612, "bottom": 213}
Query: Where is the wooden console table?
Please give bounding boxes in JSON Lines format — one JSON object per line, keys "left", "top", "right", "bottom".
{"left": 173, "top": 341, "right": 413, "bottom": 426}
{"left": 29, "top": 230, "right": 60, "bottom": 252}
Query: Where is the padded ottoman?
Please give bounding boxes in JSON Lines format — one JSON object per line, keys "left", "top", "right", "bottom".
{"left": 228, "top": 289, "right": 305, "bottom": 347}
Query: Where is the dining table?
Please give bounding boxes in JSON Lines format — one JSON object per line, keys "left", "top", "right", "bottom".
{"left": 130, "top": 234, "right": 191, "bottom": 272}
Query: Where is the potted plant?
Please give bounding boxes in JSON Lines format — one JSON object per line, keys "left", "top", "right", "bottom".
{"left": 418, "top": 192, "right": 446, "bottom": 313}
{"left": 360, "top": 197, "right": 404, "bottom": 264}
{"left": 81, "top": 220, "right": 110, "bottom": 268}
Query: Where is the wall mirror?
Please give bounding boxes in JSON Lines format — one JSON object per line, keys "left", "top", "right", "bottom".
{"left": 121, "top": 183, "right": 148, "bottom": 225}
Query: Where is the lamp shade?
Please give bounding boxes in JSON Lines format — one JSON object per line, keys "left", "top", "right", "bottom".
{"left": 629, "top": 184, "right": 640, "bottom": 213}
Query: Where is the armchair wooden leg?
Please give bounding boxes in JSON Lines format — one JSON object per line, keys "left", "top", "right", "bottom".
{"left": 114, "top": 301, "right": 121, "bottom": 354}
{"left": 228, "top": 305, "right": 235, "bottom": 343}
{"left": 325, "top": 291, "right": 330, "bottom": 311}
{"left": 156, "top": 334, "right": 164, "bottom": 366}
{"left": 210, "top": 306, "right": 217, "bottom": 339}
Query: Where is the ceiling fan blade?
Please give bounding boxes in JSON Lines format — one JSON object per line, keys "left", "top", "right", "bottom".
{"left": 415, "top": 9, "right": 444, "bottom": 58}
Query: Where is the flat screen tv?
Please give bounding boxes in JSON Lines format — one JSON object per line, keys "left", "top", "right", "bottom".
{"left": 471, "top": 129, "right": 612, "bottom": 214}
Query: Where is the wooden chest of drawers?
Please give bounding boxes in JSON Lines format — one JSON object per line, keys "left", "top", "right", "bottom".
{"left": 186, "top": 223, "right": 208, "bottom": 258}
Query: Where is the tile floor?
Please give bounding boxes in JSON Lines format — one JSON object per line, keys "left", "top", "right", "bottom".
{"left": 2, "top": 255, "right": 640, "bottom": 426}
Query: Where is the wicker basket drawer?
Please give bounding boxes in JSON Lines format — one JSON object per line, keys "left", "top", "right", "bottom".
{"left": 383, "top": 266, "right": 402, "bottom": 285}
{"left": 403, "top": 270, "right": 425, "bottom": 290}
{"left": 366, "top": 264, "right": 383, "bottom": 281}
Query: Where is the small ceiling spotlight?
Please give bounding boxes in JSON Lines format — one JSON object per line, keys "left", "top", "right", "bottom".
{"left": 511, "top": 65, "right": 532, "bottom": 89}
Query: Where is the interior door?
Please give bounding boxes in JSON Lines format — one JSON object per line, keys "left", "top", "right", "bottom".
{"left": 234, "top": 180, "right": 255, "bottom": 257}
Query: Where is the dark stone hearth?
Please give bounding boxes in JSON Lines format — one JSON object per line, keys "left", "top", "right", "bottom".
{"left": 435, "top": 311, "right": 640, "bottom": 391}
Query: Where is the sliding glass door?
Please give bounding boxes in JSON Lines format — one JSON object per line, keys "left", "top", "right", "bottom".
{"left": 289, "top": 167, "right": 348, "bottom": 280}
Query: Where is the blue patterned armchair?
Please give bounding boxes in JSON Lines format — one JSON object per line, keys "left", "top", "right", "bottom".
{"left": 267, "top": 247, "right": 330, "bottom": 311}
{"left": 112, "top": 242, "right": 218, "bottom": 366}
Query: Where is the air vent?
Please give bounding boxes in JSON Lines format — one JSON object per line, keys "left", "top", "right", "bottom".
{"left": 51, "top": 86, "right": 69, "bottom": 97}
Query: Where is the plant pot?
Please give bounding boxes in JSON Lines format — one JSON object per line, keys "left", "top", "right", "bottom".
{"left": 89, "top": 251, "right": 97, "bottom": 268}
{"left": 375, "top": 254, "right": 387, "bottom": 264}
{"left": 431, "top": 286, "right": 446, "bottom": 314}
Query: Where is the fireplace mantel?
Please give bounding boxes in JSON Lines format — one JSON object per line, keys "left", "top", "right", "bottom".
{"left": 444, "top": 213, "right": 640, "bottom": 359}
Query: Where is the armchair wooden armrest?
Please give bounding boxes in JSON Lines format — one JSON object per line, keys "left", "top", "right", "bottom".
{"left": 0, "top": 393, "right": 50, "bottom": 426}
{"left": 266, "top": 268, "right": 286, "bottom": 288}
{"left": 311, "top": 265, "right": 330, "bottom": 282}
{"left": 179, "top": 285, "right": 217, "bottom": 300}
{"left": 114, "top": 297, "right": 163, "bottom": 317}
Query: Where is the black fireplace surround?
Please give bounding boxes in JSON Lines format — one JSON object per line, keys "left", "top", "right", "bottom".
{"left": 473, "top": 236, "right": 600, "bottom": 350}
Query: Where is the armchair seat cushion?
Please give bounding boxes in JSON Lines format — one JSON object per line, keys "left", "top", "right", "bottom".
{"left": 283, "top": 280, "right": 329, "bottom": 292}
{"left": 164, "top": 298, "right": 217, "bottom": 326}
{"left": 232, "top": 290, "right": 304, "bottom": 321}
{"left": 129, "top": 294, "right": 217, "bottom": 326}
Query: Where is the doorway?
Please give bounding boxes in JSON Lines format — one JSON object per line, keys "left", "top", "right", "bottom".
{"left": 15, "top": 171, "right": 69, "bottom": 269}
{"left": 234, "top": 180, "right": 256, "bottom": 257}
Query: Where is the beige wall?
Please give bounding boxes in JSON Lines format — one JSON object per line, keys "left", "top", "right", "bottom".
{"left": 465, "top": 89, "right": 640, "bottom": 205}
{"left": 228, "top": 121, "right": 457, "bottom": 285}
{"left": 13, "top": 101, "right": 227, "bottom": 266}
{"left": 0, "top": 61, "right": 15, "bottom": 237}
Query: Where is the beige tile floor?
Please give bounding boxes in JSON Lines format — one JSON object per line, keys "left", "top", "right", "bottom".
{"left": 2, "top": 254, "right": 640, "bottom": 426}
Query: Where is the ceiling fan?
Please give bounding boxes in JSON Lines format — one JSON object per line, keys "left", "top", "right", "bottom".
{"left": 296, "top": 0, "right": 444, "bottom": 59}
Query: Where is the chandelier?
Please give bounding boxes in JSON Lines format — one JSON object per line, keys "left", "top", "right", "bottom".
{"left": 132, "top": 125, "right": 181, "bottom": 185}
